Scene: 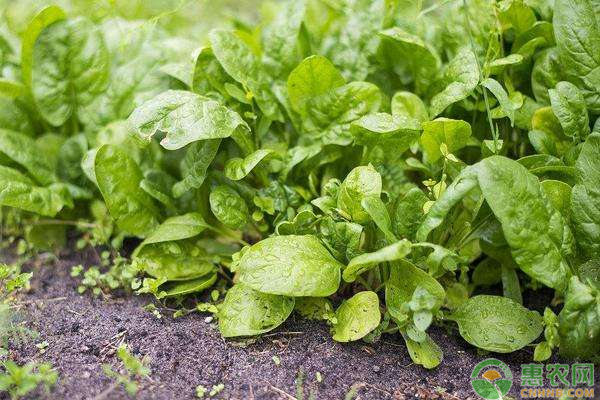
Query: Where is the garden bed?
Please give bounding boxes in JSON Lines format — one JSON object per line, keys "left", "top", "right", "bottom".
{"left": 2, "top": 247, "right": 555, "bottom": 400}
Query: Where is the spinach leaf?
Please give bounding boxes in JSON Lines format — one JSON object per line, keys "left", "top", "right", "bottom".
{"left": 554, "top": 0, "right": 600, "bottom": 111}
{"left": 31, "top": 17, "right": 109, "bottom": 126}
{"left": 237, "top": 235, "right": 342, "bottom": 297}
{"left": 332, "top": 291, "right": 381, "bottom": 342}
{"left": 95, "top": 145, "right": 160, "bottom": 237}
{"left": 128, "top": 90, "right": 248, "bottom": 150}
{"left": 450, "top": 295, "right": 543, "bottom": 353}
{"left": 209, "top": 186, "right": 249, "bottom": 230}
{"left": 218, "top": 283, "right": 294, "bottom": 338}
{"left": 337, "top": 165, "right": 382, "bottom": 224}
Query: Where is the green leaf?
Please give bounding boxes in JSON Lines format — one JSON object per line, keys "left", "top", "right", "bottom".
{"left": 554, "top": 0, "right": 600, "bottom": 112}
{"left": 558, "top": 276, "right": 600, "bottom": 359}
{"left": 128, "top": 90, "right": 247, "bottom": 150}
{"left": 420, "top": 118, "right": 472, "bottom": 163}
{"left": 450, "top": 295, "right": 543, "bottom": 352}
{"left": 261, "top": 0, "right": 306, "bottom": 78}
{"left": 548, "top": 81, "right": 591, "bottom": 140}
{"left": 287, "top": 55, "right": 345, "bottom": 115}
{"left": 134, "top": 241, "right": 216, "bottom": 281}
{"left": 332, "top": 291, "right": 381, "bottom": 342}
{"left": 0, "top": 129, "right": 57, "bottom": 185}
{"left": 0, "top": 166, "right": 68, "bottom": 217}
{"left": 429, "top": 49, "right": 479, "bottom": 117}
{"left": 571, "top": 133, "right": 600, "bottom": 258}
{"left": 337, "top": 165, "right": 382, "bottom": 224}
{"left": 95, "top": 145, "right": 160, "bottom": 237}
{"left": 393, "top": 188, "right": 428, "bottom": 241}
{"left": 172, "top": 139, "right": 220, "bottom": 198}
{"left": 378, "top": 27, "right": 440, "bottom": 95}
{"left": 385, "top": 260, "right": 445, "bottom": 323}
{"left": 224, "top": 149, "right": 274, "bottom": 181}
{"left": 209, "top": 186, "right": 249, "bottom": 230}
{"left": 350, "top": 113, "right": 421, "bottom": 152}
{"left": 477, "top": 156, "right": 573, "bottom": 291}
{"left": 343, "top": 240, "right": 411, "bottom": 283}
{"left": 160, "top": 273, "right": 217, "bottom": 297}
{"left": 391, "top": 91, "right": 429, "bottom": 122}
{"left": 532, "top": 48, "right": 563, "bottom": 105}
{"left": 237, "top": 235, "right": 342, "bottom": 297}
{"left": 141, "top": 212, "right": 208, "bottom": 247}
{"left": 481, "top": 78, "right": 518, "bottom": 126}
{"left": 209, "top": 29, "right": 281, "bottom": 119}
{"left": 31, "top": 17, "right": 109, "bottom": 126}
{"left": 218, "top": 283, "right": 294, "bottom": 338}
{"left": 21, "top": 5, "right": 66, "bottom": 88}
{"left": 400, "top": 331, "right": 443, "bottom": 369}
{"left": 360, "top": 195, "right": 397, "bottom": 243}
{"left": 419, "top": 157, "right": 573, "bottom": 292}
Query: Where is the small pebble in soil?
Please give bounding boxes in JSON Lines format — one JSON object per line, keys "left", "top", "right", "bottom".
{"left": 373, "top": 365, "right": 381, "bottom": 373}
{"left": 204, "top": 316, "right": 213, "bottom": 323}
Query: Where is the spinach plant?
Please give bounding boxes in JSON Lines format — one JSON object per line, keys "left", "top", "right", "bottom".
{"left": 0, "top": 0, "right": 598, "bottom": 368}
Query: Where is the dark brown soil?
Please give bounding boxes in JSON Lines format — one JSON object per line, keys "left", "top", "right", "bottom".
{"left": 2, "top": 248, "right": 598, "bottom": 400}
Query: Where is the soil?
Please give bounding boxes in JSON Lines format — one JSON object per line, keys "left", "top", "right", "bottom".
{"left": 2, "top": 247, "right": 599, "bottom": 400}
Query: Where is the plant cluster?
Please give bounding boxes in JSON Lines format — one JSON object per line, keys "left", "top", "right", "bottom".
{"left": 0, "top": 0, "right": 598, "bottom": 369}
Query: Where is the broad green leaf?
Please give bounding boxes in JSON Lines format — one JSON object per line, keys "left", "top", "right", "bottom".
{"left": 501, "top": 265, "right": 523, "bottom": 304}
{"left": 429, "top": 49, "right": 479, "bottom": 117}
{"left": 319, "top": 218, "right": 364, "bottom": 262}
{"left": 571, "top": 133, "right": 600, "bottom": 258}
{"left": 477, "top": 156, "right": 573, "bottom": 291}
{"left": 160, "top": 273, "right": 217, "bottom": 297}
{"left": 532, "top": 48, "right": 563, "bottom": 105}
{"left": 378, "top": 28, "right": 440, "bottom": 94}
{"left": 95, "top": 145, "right": 160, "bottom": 237}
{"left": 56, "top": 134, "right": 88, "bottom": 185}
{"left": 344, "top": 239, "right": 411, "bottom": 282}
{"left": 287, "top": 55, "right": 345, "bottom": 115}
{"left": 350, "top": 113, "right": 421, "bottom": 152}
{"left": 0, "top": 129, "right": 57, "bottom": 185}
{"left": 21, "top": 5, "right": 66, "bottom": 88}
{"left": 209, "top": 186, "right": 249, "bottom": 230}
{"left": 218, "top": 283, "right": 294, "bottom": 338}
{"left": 141, "top": 213, "right": 208, "bottom": 247}
{"left": 128, "top": 90, "right": 247, "bottom": 150}
{"left": 420, "top": 118, "right": 472, "bottom": 163}
{"left": 548, "top": 81, "right": 590, "bottom": 140}
{"left": 332, "top": 291, "right": 381, "bottom": 342}
{"left": 558, "top": 276, "right": 600, "bottom": 359}
{"left": 554, "top": 0, "right": 600, "bottom": 111}
{"left": 209, "top": 29, "right": 281, "bottom": 119}
{"left": 134, "top": 241, "right": 216, "bottom": 281}
{"left": 31, "top": 17, "right": 109, "bottom": 126}
{"left": 0, "top": 165, "right": 68, "bottom": 217}
{"left": 261, "top": 0, "right": 306, "bottom": 78}
{"left": 541, "top": 180, "right": 572, "bottom": 218}
{"left": 237, "top": 235, "right": 342, "bottom": 297}
{"left": 391, "top": 91, "right": 429, "bottom": 122}
{"left": 401, "top": 331, "right": 443, "bottom": 369}
{"left": 393, "top": 188, "right": 428, "bottom": 241}
{"left": 337, "top": 165, "right": 382, "bottom": 224}
{"left": 419, "top": 157, "right": 573, "bottom": 291}
{"left": 173, "top": 139, "right": 220, "bottom": 198}
{"left": 140, "top": 170, "right": 176, "bottom": 209}
{"left": 450, "top": 295, "right": 543, "bottom": 352}
{"left": 386, "top": 260, "right": 445, "bottom": 323}
{"left": 224, "top": 149, "right": 274, "bottom": 181}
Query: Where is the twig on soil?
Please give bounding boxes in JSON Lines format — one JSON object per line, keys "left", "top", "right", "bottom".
{"left": 14, "top": 296, "right": 67, "bottom": 306}
{"left": 268, "top": 385, "right": 297, "bottom": 400}
{"left": 262, "top": 331, "right": 304, "bottom": 337}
